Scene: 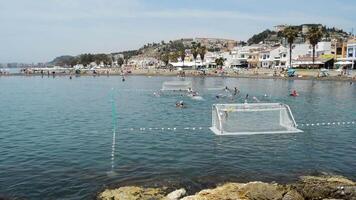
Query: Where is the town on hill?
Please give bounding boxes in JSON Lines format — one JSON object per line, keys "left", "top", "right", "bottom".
{"left": 3, "top": 24, "right": 355, "bottom": 77}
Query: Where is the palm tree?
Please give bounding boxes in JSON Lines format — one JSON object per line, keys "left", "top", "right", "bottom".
{"left": 179, "top": 50, "right": 186, "bottom": 67}
{"left": 306, "top": 26, "right": 323, "bottom": 67}
{"left": 215, "top": 57, "right": 225, "bottom": 69}
{"left": 191, "top": 44, "right": 200, "bottom": 69}
{"left": 199, "top": 46, "right": 207, "bottom": 67}
{"left": 283, "top": 26, "right": 299, "bottom": 68}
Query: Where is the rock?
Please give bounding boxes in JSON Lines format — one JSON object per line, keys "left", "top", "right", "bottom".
{"left": 180, "top": 183, "right": 244, "bottom": 200}
{"left": 181, "top": 182, "right": 288, "bottom": 200}
{"left": 294, "top": 175, "right": 356, "bottom": 200}
{"left": 240, "top": 181, "right": 286, "bottom": 200}
{"left": 282, "top": 190, "right": 304, "bottom": 200}
{"left": 166, "top": 188, "right": 186, "bottom": 200}
{"left": 98, "top": 186, "right": 167, "bottom": 200}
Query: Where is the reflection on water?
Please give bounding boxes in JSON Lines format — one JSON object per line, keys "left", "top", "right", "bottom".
{"left": 0, "top": 76, "right": 355, "bottom": 199}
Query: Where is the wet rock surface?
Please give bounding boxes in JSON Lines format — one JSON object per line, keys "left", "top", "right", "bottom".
{"left": 294, "top": 175, "right": 356, "bottom": 200}
{"left": 98, "top": 175, "right": 356, "bottom": 200}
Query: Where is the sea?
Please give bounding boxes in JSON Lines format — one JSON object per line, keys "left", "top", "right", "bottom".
{"left": 0, "top": 75, "right": 355, "bottom": 199}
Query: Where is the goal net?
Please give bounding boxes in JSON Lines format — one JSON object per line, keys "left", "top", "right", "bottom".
{"left": 210, "top": 103, "right": 303, "bottom": 135}
{"left": 161, "top": 81, "right": 193, "bottom": 91}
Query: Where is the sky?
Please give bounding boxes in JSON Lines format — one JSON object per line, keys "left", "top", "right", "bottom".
{"left": 0, "top": 0, "right": 355, "bottom": 63}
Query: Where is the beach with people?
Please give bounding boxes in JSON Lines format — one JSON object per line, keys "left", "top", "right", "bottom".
{"left": 4, "top": 67, "right": 356, "bottom": 82}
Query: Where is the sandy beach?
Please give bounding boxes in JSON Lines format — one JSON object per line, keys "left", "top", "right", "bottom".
{"left": 4, "top": 68, "right": 355, "bottom": 82}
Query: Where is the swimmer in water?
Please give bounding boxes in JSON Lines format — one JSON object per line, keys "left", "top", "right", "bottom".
{"left": 233, "top": 87, "right": 240, "bottom": 96}
{"left": 245, "top": 94, "right": 249, "bottom": 103}
{"left": 291, "top": 90, "right": 298, "bottom": 96}
{"left": 153, "top": 92, "right": 161, "bottom": 97}
{"left": 253, "top": 96, "right": 260, "bottom": 102}
{"left": 176, "top": 101, "right": 185, "bottom": 108}
{"left": 122, "top": 76, "right": 125, "bottom": 82}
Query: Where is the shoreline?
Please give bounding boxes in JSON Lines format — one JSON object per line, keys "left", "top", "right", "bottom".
{"left": 1, "top": 69, "right": 356, "bottom": 82}
{"left": 97, "top": 174, "right": 356, "bottom": 200}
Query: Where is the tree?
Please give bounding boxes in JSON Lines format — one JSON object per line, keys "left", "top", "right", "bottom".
{"left": 179, "top": 50, "right": 186, "bottom": 67}
{"left": 247, "top": 29, "right": 275, "bottom": 44}
{"left": 94, "top": 54, "right": 111, "bottom": 66}
{"left": 79, "top": 54, "right": 95, "bottom": 66}
{"left": 160, "top": 52, "right": 170, "bottom": 66}
{"left": 117, "top": 57, "right": 124, "bottom": 67}
{"left": 283, "top": 26, "right": 299, "bottom": 68}
{"left": 199, "top": 46, "right": 207, "bottom": 67}
{"left": 215, "top": 57, "right": 225, "bottom": 69}
{"left": 191, "top": 43, "right": 200, "bottom": 69}
{"left": 306, "top": 27, "right": 323, "bottom": 67}
{"left": 169, "top": 52, "right": 179, "bottom": 63}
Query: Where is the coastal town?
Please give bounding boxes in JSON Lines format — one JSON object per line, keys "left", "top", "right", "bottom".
{"left": 2, "top": 0, "right": 356, "bottom": 198}
{"left": 2, "top": 24, "right": 355, "bottom": 80}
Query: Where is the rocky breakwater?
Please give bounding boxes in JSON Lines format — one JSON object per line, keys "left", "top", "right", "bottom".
{"left": 98, "top": 175, "right": 356, "bottom": 200}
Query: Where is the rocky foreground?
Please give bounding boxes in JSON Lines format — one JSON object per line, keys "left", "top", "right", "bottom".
{"left": 98, "top": 175, "right": 356, "bottom": 200}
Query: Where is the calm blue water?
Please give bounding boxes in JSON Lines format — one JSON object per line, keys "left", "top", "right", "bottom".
{"left": 0, "top": 76, "right": 355, "bottom": 199}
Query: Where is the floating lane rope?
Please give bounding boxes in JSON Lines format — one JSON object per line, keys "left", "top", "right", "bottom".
{"left": 296, "top": 121, "right": 356, "bottom": 127}
{"left": 116, "top": 121, "right": 355, "bottom": 133}
{"left": 110, "top": 89, "right": 118, "bottom": 172}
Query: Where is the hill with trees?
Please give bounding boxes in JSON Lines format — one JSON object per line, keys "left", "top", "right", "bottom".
{"left": 247, "top": 24, "right": 350, "bottom": 45}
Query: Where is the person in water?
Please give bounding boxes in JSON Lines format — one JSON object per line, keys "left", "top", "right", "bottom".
{"left": 176, "top": 101, "right": 185, "bottom": 108}
{"left": 233, "top": 87, "right": 240, "bottom": 96}
{"left": 244, "top": 94, "right": 249, "bottom": 103}
{"left": 290, "top": 90, "right": 298, "bottom": 96}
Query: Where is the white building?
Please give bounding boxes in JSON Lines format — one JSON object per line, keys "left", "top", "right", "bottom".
{"left": 346, "top": 42, "right": 356, "bottom": 69}
{"left": 270, "top": 46, "right": 288, "bottom": 68}
{"left": 308, "top": 41, "right": 332, "bottom": 56}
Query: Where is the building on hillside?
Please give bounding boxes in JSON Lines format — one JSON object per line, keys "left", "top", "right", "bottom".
{"left": 195, "top": 38, "right": 238, "bottom": 51}
{"left": 302, "top": 24, "right": 323, "bottom": 35}
{"left": 308, "top": 41, "right": 332, "bottom": 56}
{"left": 275, "top": 24, "right": 287, "bottom": 32}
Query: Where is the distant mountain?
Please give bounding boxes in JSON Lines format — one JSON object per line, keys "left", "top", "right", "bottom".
{"left": 49, "top": 38, "right": 237, "bottom": 66}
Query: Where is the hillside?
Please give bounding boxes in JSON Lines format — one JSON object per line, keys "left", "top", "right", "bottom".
{"left": 247, "top": 24, "right": 350, "bottom": 45}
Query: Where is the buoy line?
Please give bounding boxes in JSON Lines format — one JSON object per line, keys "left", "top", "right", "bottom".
{"left": 115, "top": 121, "right": 355, "bottom": 133}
